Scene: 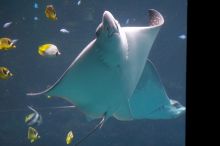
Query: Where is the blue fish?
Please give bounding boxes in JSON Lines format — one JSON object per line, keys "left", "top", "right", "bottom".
{"left": 77, "top": 0, "right": 81, "bottom": 6}
{"left": 125, "top": 18, "right": 130, "bottom": 25}
{"left": 34, "top": 16, "right": 38, "bottom": 21}
{"left": 178, "top": 34, "right": 186, "bottom": 39}
{"left": 34, "top": 2, "right": 38, "bottom": 9}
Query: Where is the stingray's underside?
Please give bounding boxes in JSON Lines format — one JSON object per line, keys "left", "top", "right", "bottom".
{"left": 27, "top": 9, "right": 185, "bottom": 121}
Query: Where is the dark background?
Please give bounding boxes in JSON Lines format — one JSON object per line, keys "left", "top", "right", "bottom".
{"left": 0, "top": 0, "right": 186, "bottom": 146}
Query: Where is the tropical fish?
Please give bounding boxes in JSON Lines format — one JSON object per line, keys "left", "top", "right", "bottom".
{"left": 27, "top": 10, "right": 185, "bottom": 144}
{"left": 66, "top": 130, "right": 74, "bottom": 144}
{"left": 38, "top": 44, "right": 61, "bottom": 57}
{"left": 60, "top": 28, "right": 70, "bottom": 34}
{"left": 45, "top": 5, "right": 57, "bottom": 20}
{"left": 27, "top": 127, "right": 40, "bottom": 143}
{"left": 0, "top": 38, "right": 16, "bottom": 51}
{"left": 25, "top": 106, "right": 42, "bottom": 126}
{"left": 34, "top": 16, "right": 39, "bottom": 21}
{"left": 47, "top": 95, "right": 52, "bottom": 99}
{"left": 3, "top": 21, "right": 12, "bottom": 28}
{"left": 77, "top": 0, "right": 81, "bottom": 6}
{"left": 125, "top": 18, "right": 129, "bottom": 25}
{"left": 33, "top": 2, "right": 39, "bottom": 9}
{"left": 178, "top": 34, "right": 186, "bottom": 40}
{"left": 0, "top": 67, "right": 13, "bottom": 80}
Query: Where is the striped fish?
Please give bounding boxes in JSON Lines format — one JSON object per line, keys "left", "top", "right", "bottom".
{"left": 25, "top": 106, "right": 42, "bottom": 126}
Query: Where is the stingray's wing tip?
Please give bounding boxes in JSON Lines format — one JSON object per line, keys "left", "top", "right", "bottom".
{"left": 26, "top": 91, "right": 46, "bottom": 96}
{"left": 148, "top": 9, "right": 164, "bottom": 27}
{"left": 26, "top": 92, "right": 38, "bottom": 96}
{"left": 26, "top": 86, "right": 52, "bottom": 96}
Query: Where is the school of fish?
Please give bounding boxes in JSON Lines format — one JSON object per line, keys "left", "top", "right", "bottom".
{"left": 1, "top": 2, "right": 74, "bottom": 144}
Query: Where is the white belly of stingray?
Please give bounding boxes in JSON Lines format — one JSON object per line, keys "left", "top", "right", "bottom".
{"left": 48, "top": 40, "right": 128, "bottom": 119}
{"left": 27, "top": 10, "right": 185, "bottom": 122}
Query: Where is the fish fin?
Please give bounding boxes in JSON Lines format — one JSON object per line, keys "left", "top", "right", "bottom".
{"left": 27, "top": 106, "right": 38, "bottom": 113}
{"left": 113, "top": 60, "right": 185, "bottom": 120}
{"left": 123, "top": 9, "right": 164, "bottom": 32}
{"left": 122, "top": 9, "right": 164, "bottom": 43}
{"left": 129, "top": 60, "right": 185, "bottom": 119}
{"left": 37, "top": 115, "right": 43, "bottom": 126}
{"left": 121, "top": 9, "right": 164, "bottom": 87}
{"left": 73, "top": 112, "right": 106, "bottom": 146}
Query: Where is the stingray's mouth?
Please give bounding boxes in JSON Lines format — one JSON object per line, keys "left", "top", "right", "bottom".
{"left": 103, "top": 11, "right": 119, "bottom": 37}
{"left": 107, "top": 20, "right": 119, "bottom": 37}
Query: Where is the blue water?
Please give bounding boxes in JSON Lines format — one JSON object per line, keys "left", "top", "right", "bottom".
{"left": 0, "top": 0, "right": 186, "bottom": 146}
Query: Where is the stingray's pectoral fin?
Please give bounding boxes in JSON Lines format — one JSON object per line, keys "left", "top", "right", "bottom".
{"left": 113, "top": 60, "right": 185, "bottom": 120}
{"left": 129, "top": 60, "right": 185, "bottom": 119}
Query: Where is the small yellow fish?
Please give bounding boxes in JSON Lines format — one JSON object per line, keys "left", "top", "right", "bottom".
{"left": 66, "top": 130, "right": 74, "bottom": 144}
{"left": 28, "top": 127, "right": 40, "bottom": 143}
{"left": 0, "top": 67, "right": 13, "bottom": 80}
{"left": 47, "top": 95, "right": 52, "bottom": 99}
{"left": 45, "top": 5, "right": 57, "bottom": 20}
{"left": 0, "top": 38, "right": 16, "bottom": 51}
{"left": 38, "top": 44, "right": 61, "bottom": 57}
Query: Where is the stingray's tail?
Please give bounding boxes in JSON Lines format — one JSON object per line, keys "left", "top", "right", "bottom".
{"left": 73, "top": 112, "right": 106, "bottom": 146}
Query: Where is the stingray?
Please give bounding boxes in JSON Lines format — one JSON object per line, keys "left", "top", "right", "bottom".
{"left": 27, "top": 9, "right": 185, "bottom": 145}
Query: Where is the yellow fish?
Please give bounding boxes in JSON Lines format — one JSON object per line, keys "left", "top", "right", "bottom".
{"left": 0, "top": 66, "right": 13, "bottom": 80}
{"left": 45, "top": 5, "right": 57, "bottom": 20}
{"left": 28, "top": 127, "right": 40, "bottom": 143}
{"left": 47, "top": 95, "right": 52, "bottom": 99}
{"left": 38, "top": 44, "right": 61, "bottom": 57}
{"left": 66, "top": 130, "right": 74, "bottom": 144}
{"left": 0, "top": 38, "right": 16, "bottom": 51}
